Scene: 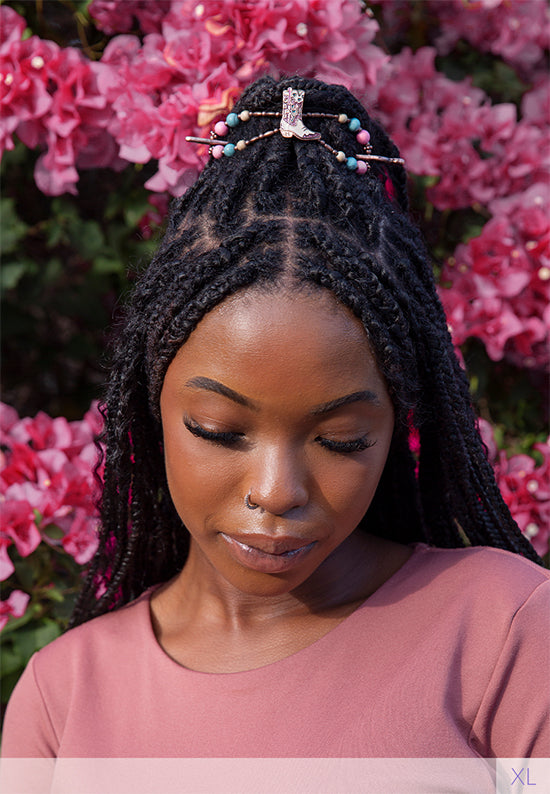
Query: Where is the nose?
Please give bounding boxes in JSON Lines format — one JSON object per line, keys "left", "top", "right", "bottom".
{"left": 247, "top": 442, "right": 309, "bottom": 516}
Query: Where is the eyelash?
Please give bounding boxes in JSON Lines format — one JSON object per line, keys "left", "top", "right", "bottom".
{"left": 317, "top": 436, "right": 376, "bottom": 454}
{"left": 184, "top": 419, "right": 243, "bottom": 447}
{"left": 183, "top": 419, "right": 375, "bottom": 454}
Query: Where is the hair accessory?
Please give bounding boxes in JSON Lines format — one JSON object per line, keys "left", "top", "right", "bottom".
{"left": 245, "top": 493, "right": 260, "bottom": 510}
{"left": 186, "top": 90, "right": 405, "bottom": 174}
{"left": 280, "top": 88, "right": 321, "bottom": 141}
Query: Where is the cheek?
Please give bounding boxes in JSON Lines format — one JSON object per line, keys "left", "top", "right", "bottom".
{"left": 316, "top": 444, "right": 391, "bottom": 527}
{"left": 163, "top": 436, "right": 239, "bottom": 525}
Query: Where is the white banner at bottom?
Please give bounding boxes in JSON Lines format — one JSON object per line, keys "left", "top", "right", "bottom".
{"left": 0, "top": 757, "right": 548, "bottom": 794}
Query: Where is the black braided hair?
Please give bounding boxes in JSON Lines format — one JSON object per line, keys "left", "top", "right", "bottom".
{"left": 70, "top": 75, "right": 542, "bottom": 627}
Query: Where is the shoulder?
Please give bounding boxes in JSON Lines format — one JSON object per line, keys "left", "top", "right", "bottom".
{"left": 32, "top": 588, "right": 154, "bottom": 681}
{"left": 378, "top": 544, "right": 550, "bottom": 648}
{"left": 407, "top": 543, "right": 549, "bottom": 605}
{"left": 1, "top": 588, "right": 156, "bottom": 758}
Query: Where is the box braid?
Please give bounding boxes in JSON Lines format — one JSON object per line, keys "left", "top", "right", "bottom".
{"left": 70, "top": 75, "right": 541, "bottom": 628}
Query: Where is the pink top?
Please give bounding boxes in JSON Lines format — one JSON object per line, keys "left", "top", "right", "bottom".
{"left": 2, "top": 544, "right": 549, "bottom": 758}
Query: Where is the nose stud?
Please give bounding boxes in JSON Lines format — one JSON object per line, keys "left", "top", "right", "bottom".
{"left": 245, "top": 493, "right": 260, "bottom": 510}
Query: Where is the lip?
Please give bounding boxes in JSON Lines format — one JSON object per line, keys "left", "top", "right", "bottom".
{"left": 220, "top": 532, "right": 317, "bottom": 573}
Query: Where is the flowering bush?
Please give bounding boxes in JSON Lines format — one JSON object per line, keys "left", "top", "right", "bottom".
{"left": 478, "top": 419, "right": 550, "bottom": 558}
{"left": 440, "top": 183, "right": 550, "bottom": 369}
{"left": 1, "top": 0, "right": 548, "bottom": 710}
{"left": 0, "top": 401, "right": 102, "bottom": 579}
{"left": 0, "top": 401, "right": 102, "bottom": 703}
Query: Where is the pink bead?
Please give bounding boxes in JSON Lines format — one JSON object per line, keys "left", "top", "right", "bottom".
{"left": 357, "top": 160, "right": 368, "bottom": 175}
{"left": 214, "top": 121, "right": 228, "bottom": 136}
{"left": 356, "top": 129, "right": 371, "bottom": 145}
{"left": 212, "top": 145, "right": 224, "bottom": 159}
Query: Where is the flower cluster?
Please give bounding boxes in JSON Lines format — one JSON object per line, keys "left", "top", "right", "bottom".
{"left": 1, "top": 2, "right": 387, "bottom": 196}
{"left": 374, "top": 0, "right": 549, "bottom": 81}
{"left": 87, "top": 0, "right": 169, "bottom": 36}
{"left": 478, "top": 420, "right": 550, "bottom": 558}
{"left": 366, "top": 46, "right": 549, "bottom": 213}
{"left": 0, "top": 6, "right": 121, "bottom": 195}
{"left": 430, "top": 0, "right": 550, "bottom": 80}
{"left": 440, "top": 182, "right": 550, "bottom": 369}
{"left": 356, "top": 41, "right": 549, "bottom": 370}
{"left": 0, "top": 402, "right": 102, "bottom": 628}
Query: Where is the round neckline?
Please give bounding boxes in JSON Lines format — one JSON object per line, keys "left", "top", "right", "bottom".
{"left": 144, "top": 542, "right": 429, "bottom": 679}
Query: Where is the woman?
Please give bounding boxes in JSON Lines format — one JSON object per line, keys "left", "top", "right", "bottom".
{"left": 2, "top": 76, "right": 548, "bottom": 774}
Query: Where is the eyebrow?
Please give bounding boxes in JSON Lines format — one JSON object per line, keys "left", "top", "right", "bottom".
{"left": 185, "top": 377, "right": 379, "bottom": 415}
{"left": 185, "top": 377, "right": 259, "bottom": 410}
{"left": 310, "top": 390, "right": 380, "bottom": 415}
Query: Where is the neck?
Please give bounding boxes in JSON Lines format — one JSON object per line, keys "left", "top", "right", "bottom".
{"left": 159, "top": 532, "right": 407, "bottom": 632}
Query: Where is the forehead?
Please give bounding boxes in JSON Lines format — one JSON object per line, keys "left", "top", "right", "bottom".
{"left": 163, "top": 288, "right": 388, "bottom": 407}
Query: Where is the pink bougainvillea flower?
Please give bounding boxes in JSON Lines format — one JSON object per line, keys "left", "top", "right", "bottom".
{"left": 495, "top": 444, "right": 550, "bottom": 558}
{"left": 440, "top": 178, "right": 550, "bottom": 370}
{"left": 0, "top": 4, "right": 26, "bottom": 46}
{"left": 477, "top": 418, "right": 498, "bottom": 462}
{"left": 89, "top": 0, "right": 169, "bottom": 36}
{"left": 1, "top": 9, "right": 118, "bottom": 193}
{"left": 0, "top": 403, "right": 103, "bottom": 567}
{"left": 0, "top": 442, "right": 47, "bottom": 488}
{"left": 0, "top": 498, "right": 41, "bottom": 558}
{"left": 0, "top": 402, "right": 20, "bottom": 446}
{"left": 475, "top": 420, "right": 550, "bottom": 557}
{"left": 0, "top": 20, "right": 57, "bottom": 154}
{"left": 0, "top": 540, "right": 15, "bottom": 581}
{"left": 59, "top": 509, "right": 99, "bottom": 565}
{"left": 83, "top": 401, "right": 104, "bottom": 437}
{"left": 429, "top": 0, "right": 549, "bottom": 78}
{"left": 522, "top": 76, "right": 550, "bottom": 129}
{"left": 0, "top": 589, "right": 30, "bottom": 630}
{"left": 20, "top": 411, "right": 73, "bottom": 452}
{"left": 91, "top": 0, "right": 389, "bottom": 195}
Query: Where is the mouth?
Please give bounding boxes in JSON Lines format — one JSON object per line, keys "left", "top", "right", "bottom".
{"left": 220, "top": 532, "right": 317, "bottom": 573}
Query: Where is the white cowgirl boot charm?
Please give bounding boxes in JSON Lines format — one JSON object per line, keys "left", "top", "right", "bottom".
{"left": 280, "top": 88, "right": 321, "bottom": 141}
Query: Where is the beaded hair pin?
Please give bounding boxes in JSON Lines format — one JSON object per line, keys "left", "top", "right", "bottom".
{"left": 186, "top": 88, "right": 405, "bottom": 174}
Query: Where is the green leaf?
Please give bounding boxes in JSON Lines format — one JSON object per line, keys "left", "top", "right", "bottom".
{"left": 10, "top": 619, "right": 62, "bottom": 664}
{"left": 124, "top": 196, "right": 152, "bottom": 228}
{"left": 0, "top": 198, "right": 29, "bottom": 255}
{"left": 0, "top": 606, "right": 36, "bottom": 637}
{"left": 0, "top": 262, "right": 28, "bottom": 292}
{"left": 0, "top": 643, "right": 24, "bottom": 677}
{"left": 68, "top": 220, "right": 106, "bottom": 260}
{"left": 43, "top": 524, "right": 65, "bottom": 541}
{"left": 92, "top": 255, "right": 124, "bottom": 274}
{"left": 1, "top": 669, "right": 27, "bottom": 706}
{"left": 12, "top": 555, "right": 45, "bottom": 593}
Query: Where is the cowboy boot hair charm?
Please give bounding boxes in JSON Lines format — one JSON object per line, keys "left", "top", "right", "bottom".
{"left": 280, "top": 88, "right": 321, "bottom": 141}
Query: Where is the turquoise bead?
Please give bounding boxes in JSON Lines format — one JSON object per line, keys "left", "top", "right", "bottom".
{"left": 348, "top": 117, "right": 361, "bottom": 132}
{"left": 223, "top": 143, "right": 235, "bottom": 157}
{"left": 346, "top": 156, "right": 358, "bottom": 170}
{"left": 226, "top": 113, "right": 239, "bottom": 127}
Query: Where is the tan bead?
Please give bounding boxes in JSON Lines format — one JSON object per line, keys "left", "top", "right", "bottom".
{"left": 236, "top": 140, "right": 247, "bottom": 151}
{"left": 239, "top": 110, "right": 251, "bottom": 122}
{"left": 336, "top": 151, "right": 346, "bottom": 162}
{"left": 338, "top": 114, "right": 348, "bottom": 124}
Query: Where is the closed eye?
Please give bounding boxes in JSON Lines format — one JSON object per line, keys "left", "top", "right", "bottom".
{"left": 317, "top": 436, "right": 376, "bottom": 454}
{"left": 184, "top": 418, "right": 243, "bottom": 448}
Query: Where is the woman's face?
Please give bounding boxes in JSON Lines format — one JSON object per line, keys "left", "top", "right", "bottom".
{"left": 159, "top": 287, "right": 395, "bottom": 598}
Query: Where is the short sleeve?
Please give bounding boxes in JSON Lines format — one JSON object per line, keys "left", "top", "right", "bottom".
{"left": 1, "top": 654, "right": 59, "bottom": 758}
{"left": 469, "top": 578, "right": 550, "bottom": 758}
